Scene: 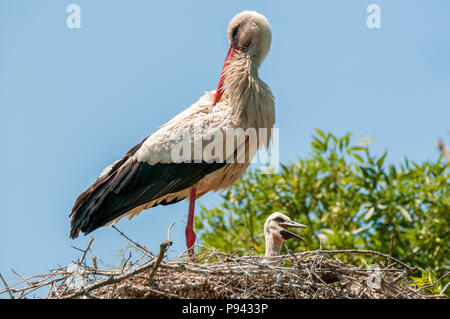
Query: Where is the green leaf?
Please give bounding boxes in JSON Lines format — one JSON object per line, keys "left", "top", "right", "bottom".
{"left": 376, "top": 151, "right": 388, "bottom": 168}
{"left": 352, "top": 153, "right": 365, "bottom": 164}
{"left": 315, "top": 128, "right": 326, "bottom": 140}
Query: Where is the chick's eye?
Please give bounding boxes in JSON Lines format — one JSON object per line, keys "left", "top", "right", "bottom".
{"left": 274, "top": 217, "right": 285, "bottom": 223}
{"left": 232, "top": 25, "right": 240, "bottom": 39}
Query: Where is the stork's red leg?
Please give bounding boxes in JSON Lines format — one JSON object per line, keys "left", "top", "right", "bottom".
{"left": 185, "top": 186, "right": 197, "bottom": 259}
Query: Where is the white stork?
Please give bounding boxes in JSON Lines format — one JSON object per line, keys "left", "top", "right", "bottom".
{"left": 263, "top": 212, "right": 307, "bottom": 264}
{"left": 69, "top": 11, "right": 275, "bottom": 256}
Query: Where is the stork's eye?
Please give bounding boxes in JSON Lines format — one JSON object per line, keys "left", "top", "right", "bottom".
{"left": 274, "top": 217, "right": 285, "bottom": 223}
{"left": 232, "top": 24, "right": 240, "bottom": 39}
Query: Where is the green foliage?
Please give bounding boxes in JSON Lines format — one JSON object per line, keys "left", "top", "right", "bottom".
{"left": 195, "top": 130, "right": 449, "bottom": 279}
{"left": 410, "top": 268, "right": 446, "bottom": 295}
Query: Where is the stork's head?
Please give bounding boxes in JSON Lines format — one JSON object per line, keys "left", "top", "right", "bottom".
{"left": 213, "top": 11, "right": 272, "bottom": 105}
{"left": 226, "top": 11, "right": 272, "bottom": 67}
{"left": 264, "top": 212, "right": 306, "bottom": 244}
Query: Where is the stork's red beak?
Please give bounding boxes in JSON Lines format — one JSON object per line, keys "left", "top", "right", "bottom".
{"left": 213, "top": 42, "right": 239, "bottom": 106}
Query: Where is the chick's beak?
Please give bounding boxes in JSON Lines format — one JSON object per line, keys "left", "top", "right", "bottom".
{"left": 279, "top": 221, "right": 307, "bottom": 241}
{"left": 280, "top": 221, "right": 307, "bottom": 229}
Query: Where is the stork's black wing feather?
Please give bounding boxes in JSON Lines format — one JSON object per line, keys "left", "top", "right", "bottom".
{"left": 69, "top": 138, "right": 226, "bottom": 239}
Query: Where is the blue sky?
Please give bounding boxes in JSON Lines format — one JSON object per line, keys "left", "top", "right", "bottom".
{"left": 1, "top": 0, "right": 449, "bottom": 296}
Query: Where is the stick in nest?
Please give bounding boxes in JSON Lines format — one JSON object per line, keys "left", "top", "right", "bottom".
{"left": 112, "top": 225, "right": 155, "bottom": 257}
{"left": 0, "top": 272, "right": 14, "bottom": 299}
{"left": 148, "top": 222, "right": 175, "bottom": 281}
{"left": 60, "top": 222, "right": 176, "bottom": 299}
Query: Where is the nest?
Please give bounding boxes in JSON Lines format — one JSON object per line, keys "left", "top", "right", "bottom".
{"left": 87, "top": 253, "right": 424, "bottom": 299}
{"left": 1, "top": 233, "right": 447, "bottom": 299}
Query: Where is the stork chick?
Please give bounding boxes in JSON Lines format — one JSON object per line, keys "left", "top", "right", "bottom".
{"left": 263, "top": 212, "right": 307, "bottom": 264}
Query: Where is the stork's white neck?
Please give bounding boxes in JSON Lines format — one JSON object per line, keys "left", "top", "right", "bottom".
{"left": 224, "top": 52, "right": 275, "bottom": 135}
{"left": 264, "top": 235, "right": 283, "bottom": 257}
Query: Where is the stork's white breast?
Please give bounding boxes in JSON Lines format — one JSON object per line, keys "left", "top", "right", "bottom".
{"left": 133, "top": 90, "right": 237, "bottom": 165}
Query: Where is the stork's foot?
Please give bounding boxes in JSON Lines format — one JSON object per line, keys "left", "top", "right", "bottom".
{"left": 185, "top": 226, "right": 196, "bottom": 261}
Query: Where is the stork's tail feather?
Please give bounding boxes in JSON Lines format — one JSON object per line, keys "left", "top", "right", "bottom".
{"left": 69, "top": 176, "right": 110, "bottom": 239}
{"left": 69, "top": 137, "right": 149, "bottom": 239}
{"left": 69, "top": 158, "right": 227, "bottom": 239}
{"left": 69, "top": 159, "right": 146, "bottom": 239}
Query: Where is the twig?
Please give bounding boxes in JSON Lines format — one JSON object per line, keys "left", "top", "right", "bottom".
{"left": 243, "top": 210, "right": 256, "bottom": 251}
{"left": 70, "top": 245, "right": 85, "bottom": 253}
{"left": 122, "top": 252, "right": 133, "bottom": 271}
{"left": 112, "top": 225, "right": 155, "bottom": 257}
{"left": 79, "top": 237, "right": 95, "bottom": 266}
{"left": 437, "top": 139, "right": 450, "bottom": 163}
{"left": 296, "top": 249, "right": 414, "bottom": 272}
{"left": 440, "top": 281, "right": 450, "bottom": 296}
{"left": 148, "top": 241, "right": 172, "bottom": 282}
{"left": 167, "top": 222, "right": 175, "bottom": 243}
{"left": 149, "top": 223, "right": 175, "bottom": 281}
{"left": 388, "top": 231, "right": 395, "bottom": 268}
{"left": 142, "top": 287, "right": 182, "bottom": 298}
{"left": 0, "top": 273, "right": 14, "bottom": 299}
{"left": 10, "top": 269, "right": 30, "bottom": 286}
